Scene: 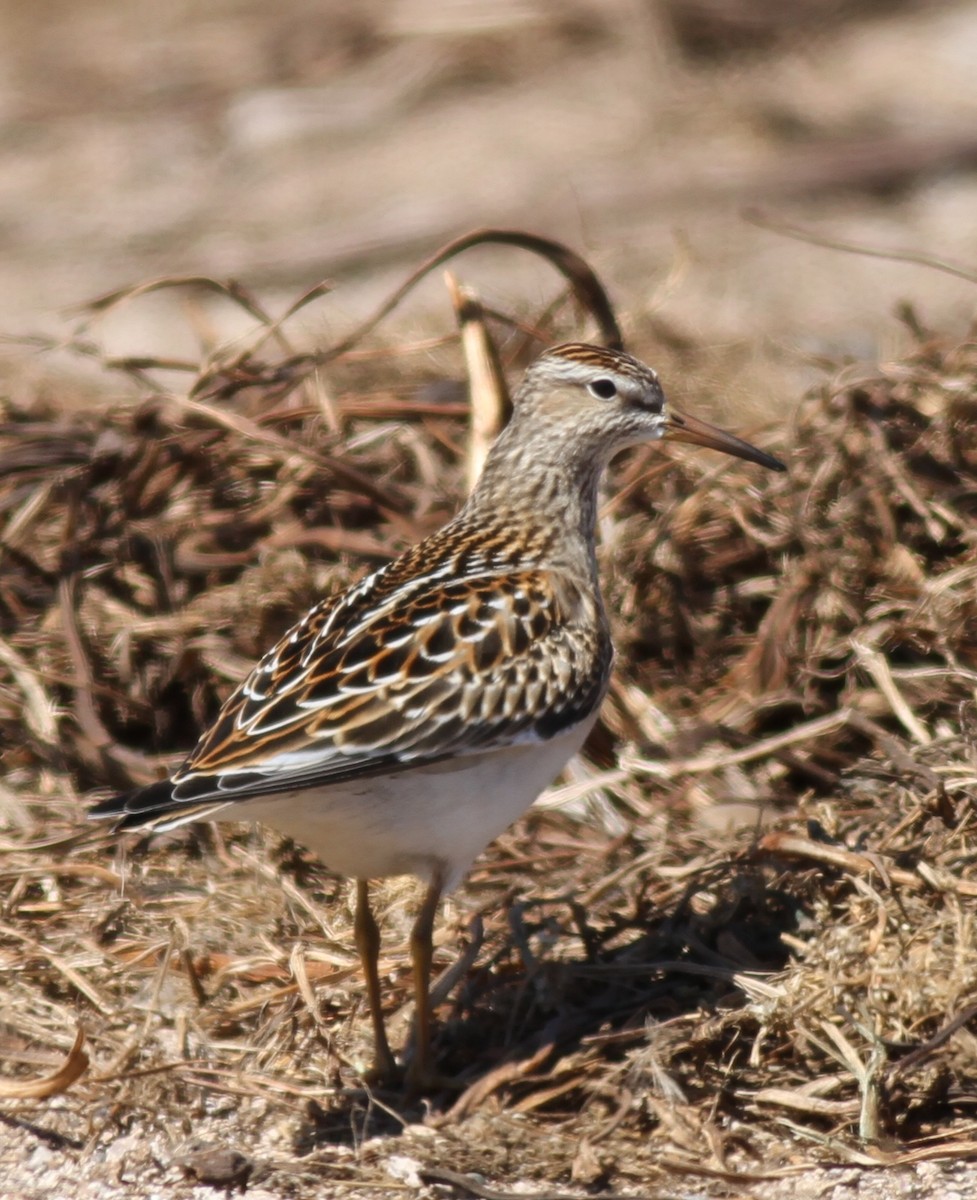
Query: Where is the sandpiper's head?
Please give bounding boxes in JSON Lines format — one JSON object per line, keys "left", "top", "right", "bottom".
{"left": 516, "top": 343, "right": 785, "bottom": 472}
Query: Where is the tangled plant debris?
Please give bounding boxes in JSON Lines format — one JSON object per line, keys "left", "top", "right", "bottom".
{"left": 0, "top": 233, "right": 975, "bottom": 1195}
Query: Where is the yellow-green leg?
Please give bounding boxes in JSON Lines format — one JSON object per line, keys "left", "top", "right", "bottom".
{"left": 405, "top": 873, "right": 445, "bottom": 1093}
{"left": 354, "top": 878, "right": 398, "bottom": 1084}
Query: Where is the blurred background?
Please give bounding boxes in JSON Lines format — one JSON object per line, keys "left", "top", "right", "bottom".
{"left": 1, "top": 0, "right": 976, "bottom": 409}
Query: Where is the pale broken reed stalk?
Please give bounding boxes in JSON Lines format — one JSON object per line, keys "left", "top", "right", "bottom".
{"left": 92, "top": 343, "right": 785, "bottom": 1091}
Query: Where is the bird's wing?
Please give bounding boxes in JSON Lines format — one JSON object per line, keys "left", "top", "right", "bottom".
{"left": 93, "top": 567, "right": 610, "bottom": 829}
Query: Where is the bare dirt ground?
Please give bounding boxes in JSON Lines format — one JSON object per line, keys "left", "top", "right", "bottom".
{"left": 2, "top": 2, "right": 977, "bottom": 1198}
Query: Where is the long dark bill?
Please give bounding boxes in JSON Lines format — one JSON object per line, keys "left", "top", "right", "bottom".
{"left": 665, "top": 411, "right": 786, "bottom": 472}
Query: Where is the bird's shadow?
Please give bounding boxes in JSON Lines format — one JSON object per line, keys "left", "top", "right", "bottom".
{"left": 293, "top": 850, "right": 807, "bottom": 1148}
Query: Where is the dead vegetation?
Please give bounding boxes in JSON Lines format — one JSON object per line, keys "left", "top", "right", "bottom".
{"left": 0, "top": 233, "right": 976, "bottom": 1197}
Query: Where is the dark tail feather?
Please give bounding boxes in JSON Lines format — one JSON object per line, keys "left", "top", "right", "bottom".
{"left": 89, "top": 778, "right": 178, "bottom": 830}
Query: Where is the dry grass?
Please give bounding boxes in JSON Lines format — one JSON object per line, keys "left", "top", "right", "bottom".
{"left": 1, "top": 237, "right": 976, "bottom": 1196}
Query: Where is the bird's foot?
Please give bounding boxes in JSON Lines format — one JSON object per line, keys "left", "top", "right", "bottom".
{"left": 360, "top": 1048, "right": 403, "bottom": 1091}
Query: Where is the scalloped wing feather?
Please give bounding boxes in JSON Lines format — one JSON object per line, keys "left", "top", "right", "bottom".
{"left": 155, "top": 566, "right": 610, "bottom": 815}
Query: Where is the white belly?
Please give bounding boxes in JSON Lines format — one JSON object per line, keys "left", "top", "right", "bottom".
{"left": 233, "top": 718, "right": 595, "bottom": 889}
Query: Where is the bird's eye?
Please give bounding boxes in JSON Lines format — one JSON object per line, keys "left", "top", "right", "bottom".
{"left": 588, "top": 377, "right": 617, "bottom": 400}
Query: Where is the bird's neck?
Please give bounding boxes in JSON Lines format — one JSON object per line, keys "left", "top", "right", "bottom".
{"left": 459, "top": 417, "right": 607, "bottom": 574}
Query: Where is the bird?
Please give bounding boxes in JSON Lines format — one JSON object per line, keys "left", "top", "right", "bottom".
{"left": 91, "top": 342, "right": 785, "bottom": 1091}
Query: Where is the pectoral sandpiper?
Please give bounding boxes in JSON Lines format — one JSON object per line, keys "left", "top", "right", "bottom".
{"left": 91, "top": 343, "right": 784, "bottom": 1090}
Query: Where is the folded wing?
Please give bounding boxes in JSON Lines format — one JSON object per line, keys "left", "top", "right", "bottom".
{"left": 92, "top": 566, "right": 610, "bottom": 829}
